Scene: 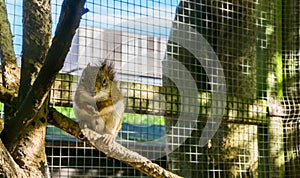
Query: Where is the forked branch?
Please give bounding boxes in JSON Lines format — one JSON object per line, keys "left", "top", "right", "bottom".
{"left": 2, "top": 0, "right": 88, "bottom": 148}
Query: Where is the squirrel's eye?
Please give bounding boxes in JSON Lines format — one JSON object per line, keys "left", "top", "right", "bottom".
{"left": 103, "top": 79, "right": 107, "bottom": 85}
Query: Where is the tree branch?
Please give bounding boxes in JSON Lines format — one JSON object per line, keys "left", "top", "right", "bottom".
{"left": 18, "top": 0, "right": 52, "bottom": 103}
{"left": 0, "top": 0, "right": 20, "bottom": 89}
{"left": 48, "top": 107, "right": 85, "bottom": 141}
{"left": 2, "top": 0, "right": 88, "bottom": 147}
{"left": 48, "top": 107, "right": 183, "bottom": 178}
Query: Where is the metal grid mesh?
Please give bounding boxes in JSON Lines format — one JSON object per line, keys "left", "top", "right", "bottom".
{"left": 2, "top": 0, "right": 300, "bottom": 177}
{"left": 282, "top": 1, "right": 300, "bottom": 177}
{"left": 47, "top": 0, "right": 172, "bottom": 177}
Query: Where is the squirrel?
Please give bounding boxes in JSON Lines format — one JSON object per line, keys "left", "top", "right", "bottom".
{"left": 73, "top": 60, "right": 124, "bottom": 144}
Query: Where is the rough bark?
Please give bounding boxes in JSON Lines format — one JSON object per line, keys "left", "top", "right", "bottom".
{"left": 18, "top": 0, "right": 52, "bottom": 103}
{"left": 0, "top": 86, "right": 18, "bottom": 106}
{"left": 0, "top": 0, "right": 19, "bottom": 89}
{"left": 0, "top": 140, "right": 27, "bottom": 178}
{"left": 0, "top": 0, "right": 20, "bottom": 119}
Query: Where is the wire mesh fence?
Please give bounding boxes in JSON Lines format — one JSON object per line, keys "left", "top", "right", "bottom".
{"left": 2, "top": 0, "right": 300, "bottom": 177}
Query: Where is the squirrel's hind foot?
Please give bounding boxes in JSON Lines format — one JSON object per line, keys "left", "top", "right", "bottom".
{"left": 103, "top": 134, "right": 115, "bottom": 145}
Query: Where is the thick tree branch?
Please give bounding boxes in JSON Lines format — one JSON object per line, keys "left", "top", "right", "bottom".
{"left": 48, "top": 107, "right": 183, "bottom": 178}
{"left": 0, "top": 0, "right": 20, "bottom": 94}
{"left": 48, "top": 107, "right": 85, "bottom": 141}
{"left": 2, "top": 0, "right": 88, "bottom": 148}
{"left": 18, "top": 0, "right": 52, "bottom": 103}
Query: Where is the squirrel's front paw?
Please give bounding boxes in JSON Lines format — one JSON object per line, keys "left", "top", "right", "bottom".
{"left": 86, "top": 105, "right": 98, "bottom": 115}
{"left": 103, "top": 134, "right": 115, "bottom": 145}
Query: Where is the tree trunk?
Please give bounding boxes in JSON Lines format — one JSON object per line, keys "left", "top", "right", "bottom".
{"left": 2, "top": 0, "right": 51, "bottom": 176}
{"left": 165, "top": 0, "right": 259, "bottom": 177}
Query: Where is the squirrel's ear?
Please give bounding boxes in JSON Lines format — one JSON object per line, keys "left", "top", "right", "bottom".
{"left": 87, "top": 63, "right": 91, "bottom": 67}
